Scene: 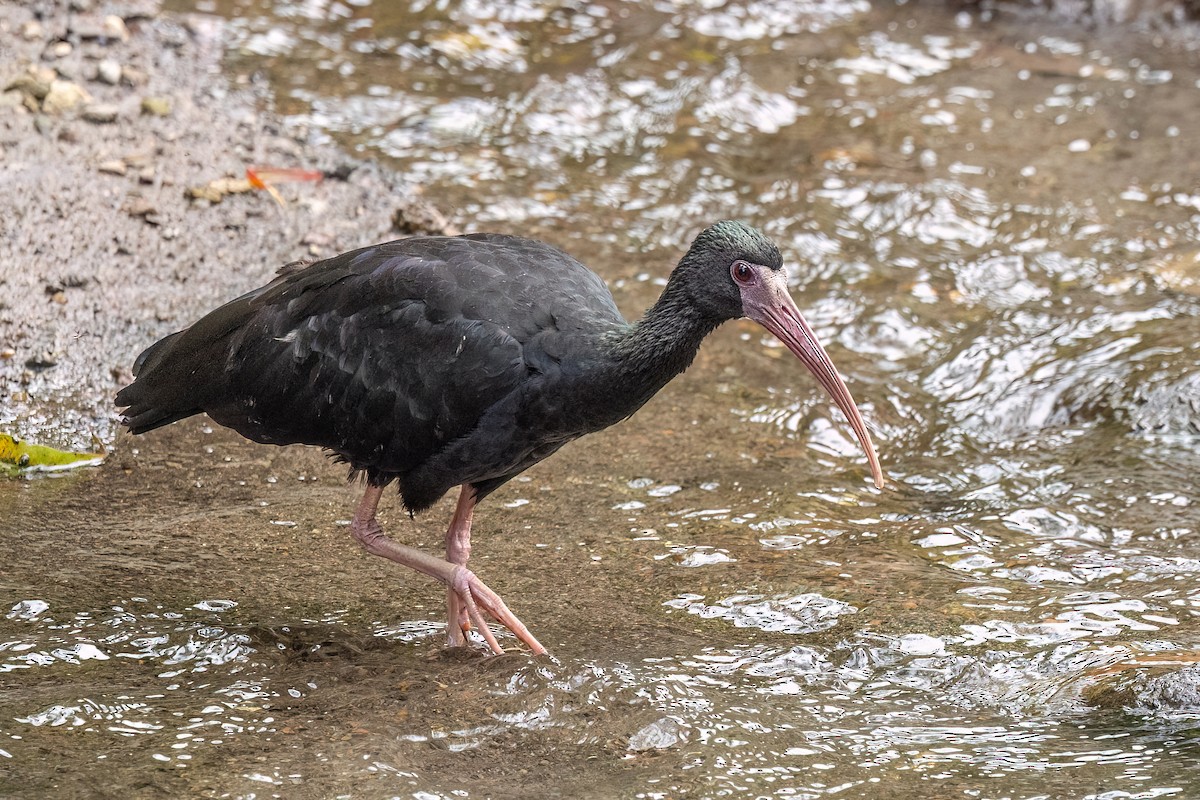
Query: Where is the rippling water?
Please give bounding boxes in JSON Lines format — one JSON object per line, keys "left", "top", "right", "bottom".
{"left": 5, "top": 0, "right": 1200, "bottom": 797}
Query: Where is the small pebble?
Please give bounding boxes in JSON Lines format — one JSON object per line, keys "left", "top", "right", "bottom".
{"left": 103, "top": 15, "right": 130, "bottom": 41}
{"left": 124, "top": 197, "right": 157, "bottom": 218}
{"left": 98, "top": 159, "right": 127, "bottom": 176}
{"left": 141, "top": 96, "right": 172, "bottom": 116}
{"left": 138, "top": 165, "right": 155, "bottom": 184}
{"left": 50, "top": 41, "right": 73, "bottom": 59}
{"left": 121, "top": 66, "right": 148, "bottom": 87}
{"left": 5, "top": 70, "right": 53, "bottom": 102}
{"left": 25, "top": 351, "right": 58, "bottom": 370}
{"left": 82, "top": 103, "right": 119, "bottom": 124}
{"left": 392, "top": 197, "right": 459, "bottom": 236}
{"left": 97, "top": 60, "right": 122, "bottom": 85}
{"left": 21, "top": 20, "right": 44, "bottom": 40}
{"left": 1068, "top": 139, "right": 1091, "bottom": 153}
{"left": 42, "top": 80, "right": 91, "bottom": 114}
{"left": 72, "top": 13, "right": 129, "bottom": 41}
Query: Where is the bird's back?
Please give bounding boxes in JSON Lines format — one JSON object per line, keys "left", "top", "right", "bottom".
{"left": 117, "top": 234, "right": 628, "bottom": 488}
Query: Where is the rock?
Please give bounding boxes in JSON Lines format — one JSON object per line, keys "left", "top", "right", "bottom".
{"left": 71, "top": 14, "right": 130, "bottom": 42}
{"left": 104, "top": 15, "right": 131, "bottom": 41}
{"left": 29, "top": 66, "right": 58, "bottom": 87}
{"left": 123, "top": 197, "right": 159, "bottom": 221}
{"left": 82, "top": 103, "right": 119, "bottom": 124}
{"left": 121, "top": 66, "right": 149, "bottom": 87}
{"left": 1085, "top": 664, "right": 1200, "bottom": 714}
{"left": 627, "top": 717, "right": 687, "bottom": 752}
{"left": 98, "top": 159, "right": 127, "bottom": 176}
{"left": 25, "top": 351, "right": 58, "bottom": 371}
{"left": 42, "top": 80, "right": 91, "bottom": 114}
{"left": 392, "top": 196, "right": 459, "bottom": 237}
{"left": 137, "top": 165, "right": 155, "bottom": 184}
{"left": 6, "top": 71, "right": 53, "bottom": 102}
{"left": 21, "top": 20, "right": 44, "bottom": 40}
{"left": 49, "top": 41, "right": 74, "bottom": 59}
{"left": 140, "top": 96, "right": 172, "bottom": 116}
{"left": 97, "top": 59, "right": 122, "bottom": 86}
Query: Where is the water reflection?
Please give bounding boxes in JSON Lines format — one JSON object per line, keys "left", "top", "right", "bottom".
{"left": 1, "top": 597, "right": 279, "bottom": 772}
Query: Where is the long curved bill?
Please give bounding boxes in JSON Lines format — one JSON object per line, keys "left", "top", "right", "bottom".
{"left": 743, "top": 271, "right": 885, "bottom": 489}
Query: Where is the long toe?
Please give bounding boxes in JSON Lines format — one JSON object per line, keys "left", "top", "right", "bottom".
{"left": 451, "top": 567, "right": 546, "bottom": 656}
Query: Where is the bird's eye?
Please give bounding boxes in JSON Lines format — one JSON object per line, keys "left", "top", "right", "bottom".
{"left": 732, "top": 261, "right": 754, "bottom": 284}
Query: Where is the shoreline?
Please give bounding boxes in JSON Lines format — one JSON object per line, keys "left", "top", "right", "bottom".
{"left": 0, "top": 0, "right": 442, "bottom": 452}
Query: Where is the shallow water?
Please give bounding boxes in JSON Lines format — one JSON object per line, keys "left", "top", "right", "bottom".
{"left": 5, "top": 0, "right": 1200, "bottom": 797}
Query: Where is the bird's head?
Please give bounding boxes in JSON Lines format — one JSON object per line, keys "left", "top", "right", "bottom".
{"left": 681, "top": 220, "right": 885, "bottom": 488}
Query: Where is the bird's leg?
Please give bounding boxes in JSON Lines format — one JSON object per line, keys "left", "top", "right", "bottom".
{"left": 348, "top": 484, "right": 546, "bottom": 655}
{"left": 444, "top": 486, "right": 475, "bottom": 647}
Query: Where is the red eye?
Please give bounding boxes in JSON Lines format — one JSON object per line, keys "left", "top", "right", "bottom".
{"left": 732, "top": 261, "right": 754, "bottom": 284}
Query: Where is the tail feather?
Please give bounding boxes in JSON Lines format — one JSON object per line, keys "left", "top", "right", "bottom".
{"left": 118, "top": 405, "right": 201, "bottom": 435}
{"left": 131, "top": 330, "right": 180, "bottom": 376}
{"left": 115, "top": 331, "right": 203, "bottom": 434}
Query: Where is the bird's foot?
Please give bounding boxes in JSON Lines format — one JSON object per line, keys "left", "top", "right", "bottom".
{"left": 447, "top": 565, "right": 546, "bottom": 656}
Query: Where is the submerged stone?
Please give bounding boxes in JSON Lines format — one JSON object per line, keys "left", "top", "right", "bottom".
{"left": 628, "top": 717, "right": 687, "bottom": 752}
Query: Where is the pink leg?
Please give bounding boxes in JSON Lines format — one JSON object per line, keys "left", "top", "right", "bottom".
{"left": 349, "top": 484, "right": 546, "bottom": 655}
{"left": 444, "top": 486, "right": 474, "bottom": 647}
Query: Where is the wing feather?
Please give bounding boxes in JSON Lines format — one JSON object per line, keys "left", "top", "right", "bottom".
{"left": 118, "top": 234, "right": 627, "bottom": 481}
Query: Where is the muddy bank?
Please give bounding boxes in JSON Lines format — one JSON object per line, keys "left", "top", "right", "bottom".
{"left": 0, "top": 0, "right": 443, "bottom": 452}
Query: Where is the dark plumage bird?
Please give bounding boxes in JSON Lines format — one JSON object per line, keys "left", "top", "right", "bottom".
{"left": 116, "top": 220, "right": 883, "bottom": 654}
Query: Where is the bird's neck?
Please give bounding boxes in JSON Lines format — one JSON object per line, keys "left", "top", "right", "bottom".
{"left": 609, "top": 276, "right": 721, "bottom": 383}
